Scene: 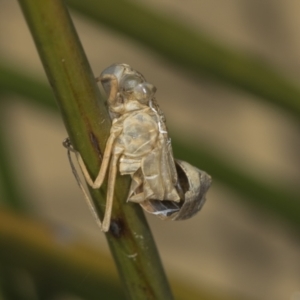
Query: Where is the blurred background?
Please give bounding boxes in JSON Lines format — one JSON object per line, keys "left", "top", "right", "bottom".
{"left": 0, "top": 0, "right": 299, "bottom": 299}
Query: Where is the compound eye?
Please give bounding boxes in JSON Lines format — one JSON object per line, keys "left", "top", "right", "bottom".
{"left": 99, "top": 64, "right": 127, "bottom": 96}
{"left": 100, "top": 64, "right": 127, "bottom": 81}
{"left": 120, "top": 74, "right": 143, "bottom": 93}
{"left": 133, "top": 83, "right": 156, "bottom": 104}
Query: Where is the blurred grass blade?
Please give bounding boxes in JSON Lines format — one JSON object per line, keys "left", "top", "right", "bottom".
{"left": 67, "top": 0, "right": 300, "bottom": 120}
{"left": 0, "top": 110, "right": 27, "bottom": 211}
{"left": 18, "top": 0, "right": 174, "bottom": 299}
{"left": 0, "top": 207, "right": 124, "bottom": 300}
{"left": 172, "top": 138, "right": 300, "bottom": 230}
{"left": 0, "top": 65, "right": 53, "bottom": 212}
{"left": 0, "top": 208, "right": 252, "bottom": 300}
{"left": 0, "top": 63, "right": 56, "bottom": 113}
{"left": 0, "top": 63, "right": 299, "bottom": 229}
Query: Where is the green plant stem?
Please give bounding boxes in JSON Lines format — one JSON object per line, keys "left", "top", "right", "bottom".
{"left": 67, "top": 0, "right": 300, "bottom": 120}
{"left": 18, "top": 0, "right": 173, "bottom": 299}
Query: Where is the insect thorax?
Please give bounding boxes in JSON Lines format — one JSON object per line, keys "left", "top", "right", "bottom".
{"left": 117, "top": 109, "right": 159, "bottom": 158}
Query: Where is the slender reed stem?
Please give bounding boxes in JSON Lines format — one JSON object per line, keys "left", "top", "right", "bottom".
{"left": 18, "top": 0, "right": 173, "bottom": 298}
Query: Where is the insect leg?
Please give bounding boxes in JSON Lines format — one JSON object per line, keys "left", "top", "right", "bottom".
{"left": 75, "top": 134, "right": 114, "bottom": 189}
{"left": 63, "top": 138, "right": 103, "bottom": 228}
{"left": 76, "top": 124, "right": 122, "bottom": 189}
{"left": 102, "top": 149, "right": 122, "bottom": 232}
{"left": 96, "top": 74, "right": 118, "bottom": 107}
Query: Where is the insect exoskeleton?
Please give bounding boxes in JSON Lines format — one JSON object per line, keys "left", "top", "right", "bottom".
{"left": 65, "top": 63, "right": 212, "bottom": 231}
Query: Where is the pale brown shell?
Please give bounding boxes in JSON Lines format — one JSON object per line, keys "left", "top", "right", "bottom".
{"left": 65, "top": 63, "right": 212, "bottom": 231}
{"left": 139, "top": 160, "right": 212, "bottom": 220}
